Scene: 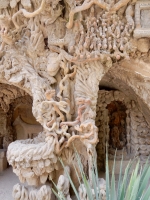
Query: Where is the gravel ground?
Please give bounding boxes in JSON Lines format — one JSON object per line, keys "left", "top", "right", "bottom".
{"left": 0, "top": 167, "right": 107, "bottom": 200}
{"left": 0, "top": 167, "right": 19, "bottom": 200}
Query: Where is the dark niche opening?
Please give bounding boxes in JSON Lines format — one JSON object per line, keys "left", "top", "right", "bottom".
{"left": 107, "top": 101, "right": 127, "bottom": 151}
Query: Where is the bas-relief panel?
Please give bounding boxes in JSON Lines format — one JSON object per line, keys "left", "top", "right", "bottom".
{"left": 134, "top": 0, "right": 150, "bottom": 38}
{"left": 141, "top": 10, "right": 150, "bottom": 28}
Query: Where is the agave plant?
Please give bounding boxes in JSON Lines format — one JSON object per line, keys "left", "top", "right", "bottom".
{"left": 53, "top": 148, "right": 150, "bottom": 200}
{"left": 106, "top": 152, "right": 150, "bottom": 200}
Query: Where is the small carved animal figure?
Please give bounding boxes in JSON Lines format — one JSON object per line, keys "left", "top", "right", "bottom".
{"left": 13, "top": 116, "right": 43, "bottom": 139}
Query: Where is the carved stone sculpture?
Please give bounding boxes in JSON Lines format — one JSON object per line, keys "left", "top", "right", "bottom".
{"left": 13, "top": 184, "right": 52, "bottom": 200}
{"left": 0, "top": 0, "right": 147, "bottom": 199}
{"left": 78, "top": 178, "right": 106, "bottom": 200}
{"left": 57, "top": 166, "right": 72, "bottom": 200}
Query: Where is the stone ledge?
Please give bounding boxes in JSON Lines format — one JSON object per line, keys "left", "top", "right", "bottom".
{"left": 134, "top": 28, "right": 150, "bottom": 38}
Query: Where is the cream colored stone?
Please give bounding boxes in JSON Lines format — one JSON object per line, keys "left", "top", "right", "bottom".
{"left": 0, "top": 0, "right": 146, "bottom": 198}
{"left": 137, "top": 38, "right": 150, "bottom": 53}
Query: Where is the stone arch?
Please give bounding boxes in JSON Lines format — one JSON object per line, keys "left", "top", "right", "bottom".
{"left": 71, "top": 60, "right": 150, "bottom": 176}
{"left": 0, "top": 51, "right": 55, "bottom": 179}
{"left": 0, "top": 82, "right": 35, "bottom": 172}
{"left": 11, "top": 95, "right": 43, "bottom": 141}
{"left": 0, "top": 83, "right": 28, "bottom": 145}
{"left": 96, "top": 90, "right": 141, "bottom": 171}
{"left": 95, "top": 61, "right": 150, "bottom": 173}
{"left": 0, "top": 50, "right": 52, "bottom": 128}
{"left": 103, "top": 60, "right": 150, "bottom": 126}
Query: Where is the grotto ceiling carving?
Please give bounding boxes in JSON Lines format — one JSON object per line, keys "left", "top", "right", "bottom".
{"left": 0, "top": 0, "right": 149, "bottom": 198}
{"left": 0, "top": 83, "right": 28, "bottom": 150}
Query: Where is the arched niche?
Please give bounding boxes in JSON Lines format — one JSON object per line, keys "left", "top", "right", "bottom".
{"left": 11, "top": 96, "right": 42, "bottom": 140}
{"left": 0, "top": 83, "right": 41, "bottom": 172}
{"left": 106, "top": 100, "right": 127, "bottom": 151}
{"left": 96, "top": 68, "right": 150, "bottom": 171}
{"left": 96, "top": 89, "right": 150, "bottom": 173}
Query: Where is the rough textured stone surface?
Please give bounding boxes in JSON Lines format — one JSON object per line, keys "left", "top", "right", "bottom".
{"left": 0, "top": 0, "right": 148, "bottom": 199}
{"left": 137, "top": 38, "right": 150, "bottom": 52}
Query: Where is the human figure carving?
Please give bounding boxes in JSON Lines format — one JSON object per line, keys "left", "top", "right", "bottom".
{"left": 47, "top": 52, "right": 63, "bottom": 77}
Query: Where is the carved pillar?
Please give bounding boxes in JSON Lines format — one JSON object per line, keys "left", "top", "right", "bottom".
{"left": 135, "top": 2, "right": 141, "bottom": 28}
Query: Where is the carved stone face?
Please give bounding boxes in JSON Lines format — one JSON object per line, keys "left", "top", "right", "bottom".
{"left": 61, "top": 124, "right": 68, "bottom": 131}
{"left": 47, "top": 53, "right": 61, "bottom": 76}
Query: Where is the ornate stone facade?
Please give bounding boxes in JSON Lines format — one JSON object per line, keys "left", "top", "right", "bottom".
{"left": 0, "top": 0, "right": 149, "bottom": 199}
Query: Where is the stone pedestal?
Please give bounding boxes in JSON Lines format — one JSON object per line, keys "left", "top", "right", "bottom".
{"left": 0, "top": 149, "right": 7, "bottom": 172}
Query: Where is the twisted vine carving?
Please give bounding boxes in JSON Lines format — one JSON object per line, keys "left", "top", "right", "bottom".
{"left": 0, "top": 0, "right": 147, "bottom": 199}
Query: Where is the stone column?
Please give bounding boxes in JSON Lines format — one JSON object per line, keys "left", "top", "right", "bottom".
{"left": 0, "top": 149, "right": 7, "bottom": 172}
